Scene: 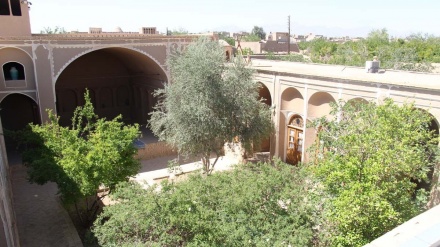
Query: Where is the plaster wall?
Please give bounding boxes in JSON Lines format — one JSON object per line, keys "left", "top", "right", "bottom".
{"left": 0, "top": 119, "right": 20, "bottom": 247}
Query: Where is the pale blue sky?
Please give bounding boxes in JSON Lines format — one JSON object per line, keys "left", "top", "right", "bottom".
{"left": 29, "top": 0, "right": 440, "bottom": 37}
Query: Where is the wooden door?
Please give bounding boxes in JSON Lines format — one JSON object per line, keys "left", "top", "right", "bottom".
{"left": 286, "top": 127, "right": 303, "bottom": 165}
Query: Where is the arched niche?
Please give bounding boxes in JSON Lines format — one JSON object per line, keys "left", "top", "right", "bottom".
{"left": 0, "top": 47, "right": 35, "bottom": 90}
{"left": 281, "top": 87, "right": 303, "bottom": 112}
{"left": 307, "top": 91, "right": 336, "bottom": 119}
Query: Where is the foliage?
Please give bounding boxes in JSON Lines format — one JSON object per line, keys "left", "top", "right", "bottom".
{"left": 242, "top": 34, "right": 262, "bottom": 42}
{"left": 297, "top": 42, "right": 309, "bottom": 51}
{"left": 265, "top": 52, "right": 309, "bottom": 63}
{"left": 223, "top": 36, "right": 236, "bottom": 46}
{"left": 171, "top": 27, "right": 189, "bottom": 35}
{"left": 40, "top": 26, "right": 67, "bottom": 34}
{"left": 218, "top": 32, "right": 235, "bottom": 46}
{"left": 149, "top": 37, "right": 273, "bottom": 174}
{"left": 241, "top": 47, "right": 253, "bottom": 55}
{"left": 93, "top": 160, "right": 326, "bottom": 246}
{"left": 298, "top": 28, "right": 440, "bottom": 72}
{"left": 251, "top": 26, "right": 266, "bottom": 40}
{"left": 309, "top": 99, "right": 439, "bottom": 246}
{"left": 20, "top": 90, "right": 140, "bottom": 223}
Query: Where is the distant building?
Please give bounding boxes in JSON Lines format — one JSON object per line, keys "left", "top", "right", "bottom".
{"left": 230, "top": 31, "right": 250, "bottom": 40}
{"left": 305, "top": 33, "right": 325, "bottom": 42}
{"left": 293, "top": 34, "right": 307, "bottom": 43}
{"left": 266, "top": 32, "right": 289, "bottom": 42}
{"left": 235, "top": 41, "right": 300, "bottom": 54}
{"left": 262, "top": 41, "right": 300, "bottom": 53}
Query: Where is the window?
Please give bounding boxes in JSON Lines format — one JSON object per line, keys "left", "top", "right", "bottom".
{"left": 0, "top": 0, "right": 21, "bottom": 16}
{"left": 3, "top": 62, "right": 25, "bottom": 81}
{"left": 10, "top": 0, "right": 21, "bottom": 16}
{"left": 0, "top": 0, "right": 11, "bottom": 15}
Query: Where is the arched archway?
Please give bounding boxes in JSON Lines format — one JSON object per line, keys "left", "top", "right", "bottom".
{"left": 279, "top": 87, "right": 304, "bottom": 160}
{"left": 0, "top": 93, "right": 39, "bottom": 131}
{"left": 0, "top": 93, "right": 40, "bottom": 162}
{"left": 304, "top": 92, "right": 336, "bottom": 162}
{"left": 414, "top": 108, "right": 439, "bottom": 195}
{"left": 55, "top": 47, "right": 167, "bottom": 128}
{"left": 257, "top": 82, "right": 272, "bottom": 152}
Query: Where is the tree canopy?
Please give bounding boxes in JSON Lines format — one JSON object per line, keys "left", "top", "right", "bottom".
{"left": 20, "top": 91, "right": 140, "bottom": 205}
{"left": 251, "top": 26, "right": 266, "bottom": 40}
{"left": 309, "top": 99, "right": 439, "bottom": 246}
{"left": 93, "top": 160, "right": 325, "bottom": 246}
{"left": 149, "top": 37, "right": 273, "bottom": 174}
{"left": 40, "top": 26, "right": 67, "bottom": 34}
{"left": 298, "top": 28, "right": 439, "bottom": 72}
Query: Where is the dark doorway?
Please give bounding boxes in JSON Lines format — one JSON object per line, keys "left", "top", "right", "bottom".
{"left": 55, "top": 48, "right": 166, "bottom": 127}
{"left": 0, "top": 93, "right": 40, "bottom": 165}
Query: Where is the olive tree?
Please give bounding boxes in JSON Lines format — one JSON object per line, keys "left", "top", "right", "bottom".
{"left": 309, "top": 99, "right": 439, "bottom": 246}
{"left": 20, "top": 91, "right": 140, "bottom": 225}
{"left": 149, "top": 37, "right": 272, "bottom": 174}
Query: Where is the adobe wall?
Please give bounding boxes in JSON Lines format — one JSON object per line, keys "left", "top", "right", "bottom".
{"left": 0, "top": 2, "right": 31, "bottom": 37}
{"left": 0, "top": 119, "right": 20, "bottom": 247}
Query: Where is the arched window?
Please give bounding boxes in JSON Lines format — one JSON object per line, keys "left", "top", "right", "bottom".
{"left": 2, "top": 62, "right": 25, "bottom": 81}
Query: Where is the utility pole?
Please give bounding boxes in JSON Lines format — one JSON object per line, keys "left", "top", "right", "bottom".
{"left": 287, "top": 15, "right": 291, "bottom": 54}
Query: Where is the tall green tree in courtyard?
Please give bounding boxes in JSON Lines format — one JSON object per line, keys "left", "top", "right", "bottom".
{"left": 309, "top": 99, "right": 439, "bottom": 246}
{"left": 20, "top": 91, "right": 140, "bottom": 224}
{"left": 149, "top": 37, "right": 273, "bottom": 174}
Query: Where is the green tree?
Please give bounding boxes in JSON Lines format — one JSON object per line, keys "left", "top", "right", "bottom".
{"left": 149, "top": 37, "right": 272, "bottom": 174}
{"left": 218, "top": 32, "right": 235, "bottom": 46}
{"left": 242, "top": 34, "right": 261, "bottom": 42}
{"left": 93, "top": 160, "right": 326, "bottom": 246}
{"left": 21, "top": 90, "right": 140, "bottom": 224}
{"left": 309, "top": 99, "right": 439, "bottom": 246}
{"left": 251, "top": 26, "right": 266, "bottom": 40}
{"left": 40, "top": 26, "right": 67, "bottom": 34}
{"left": 171, "top": 27, "right": 189, "bottom": 35}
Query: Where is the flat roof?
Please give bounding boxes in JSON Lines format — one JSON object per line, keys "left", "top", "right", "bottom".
{"left": 0, "top": 33, "right": 211, "bottom": 41}
{"left": 250, "top": 59, "right": 440, "bottom": 91}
